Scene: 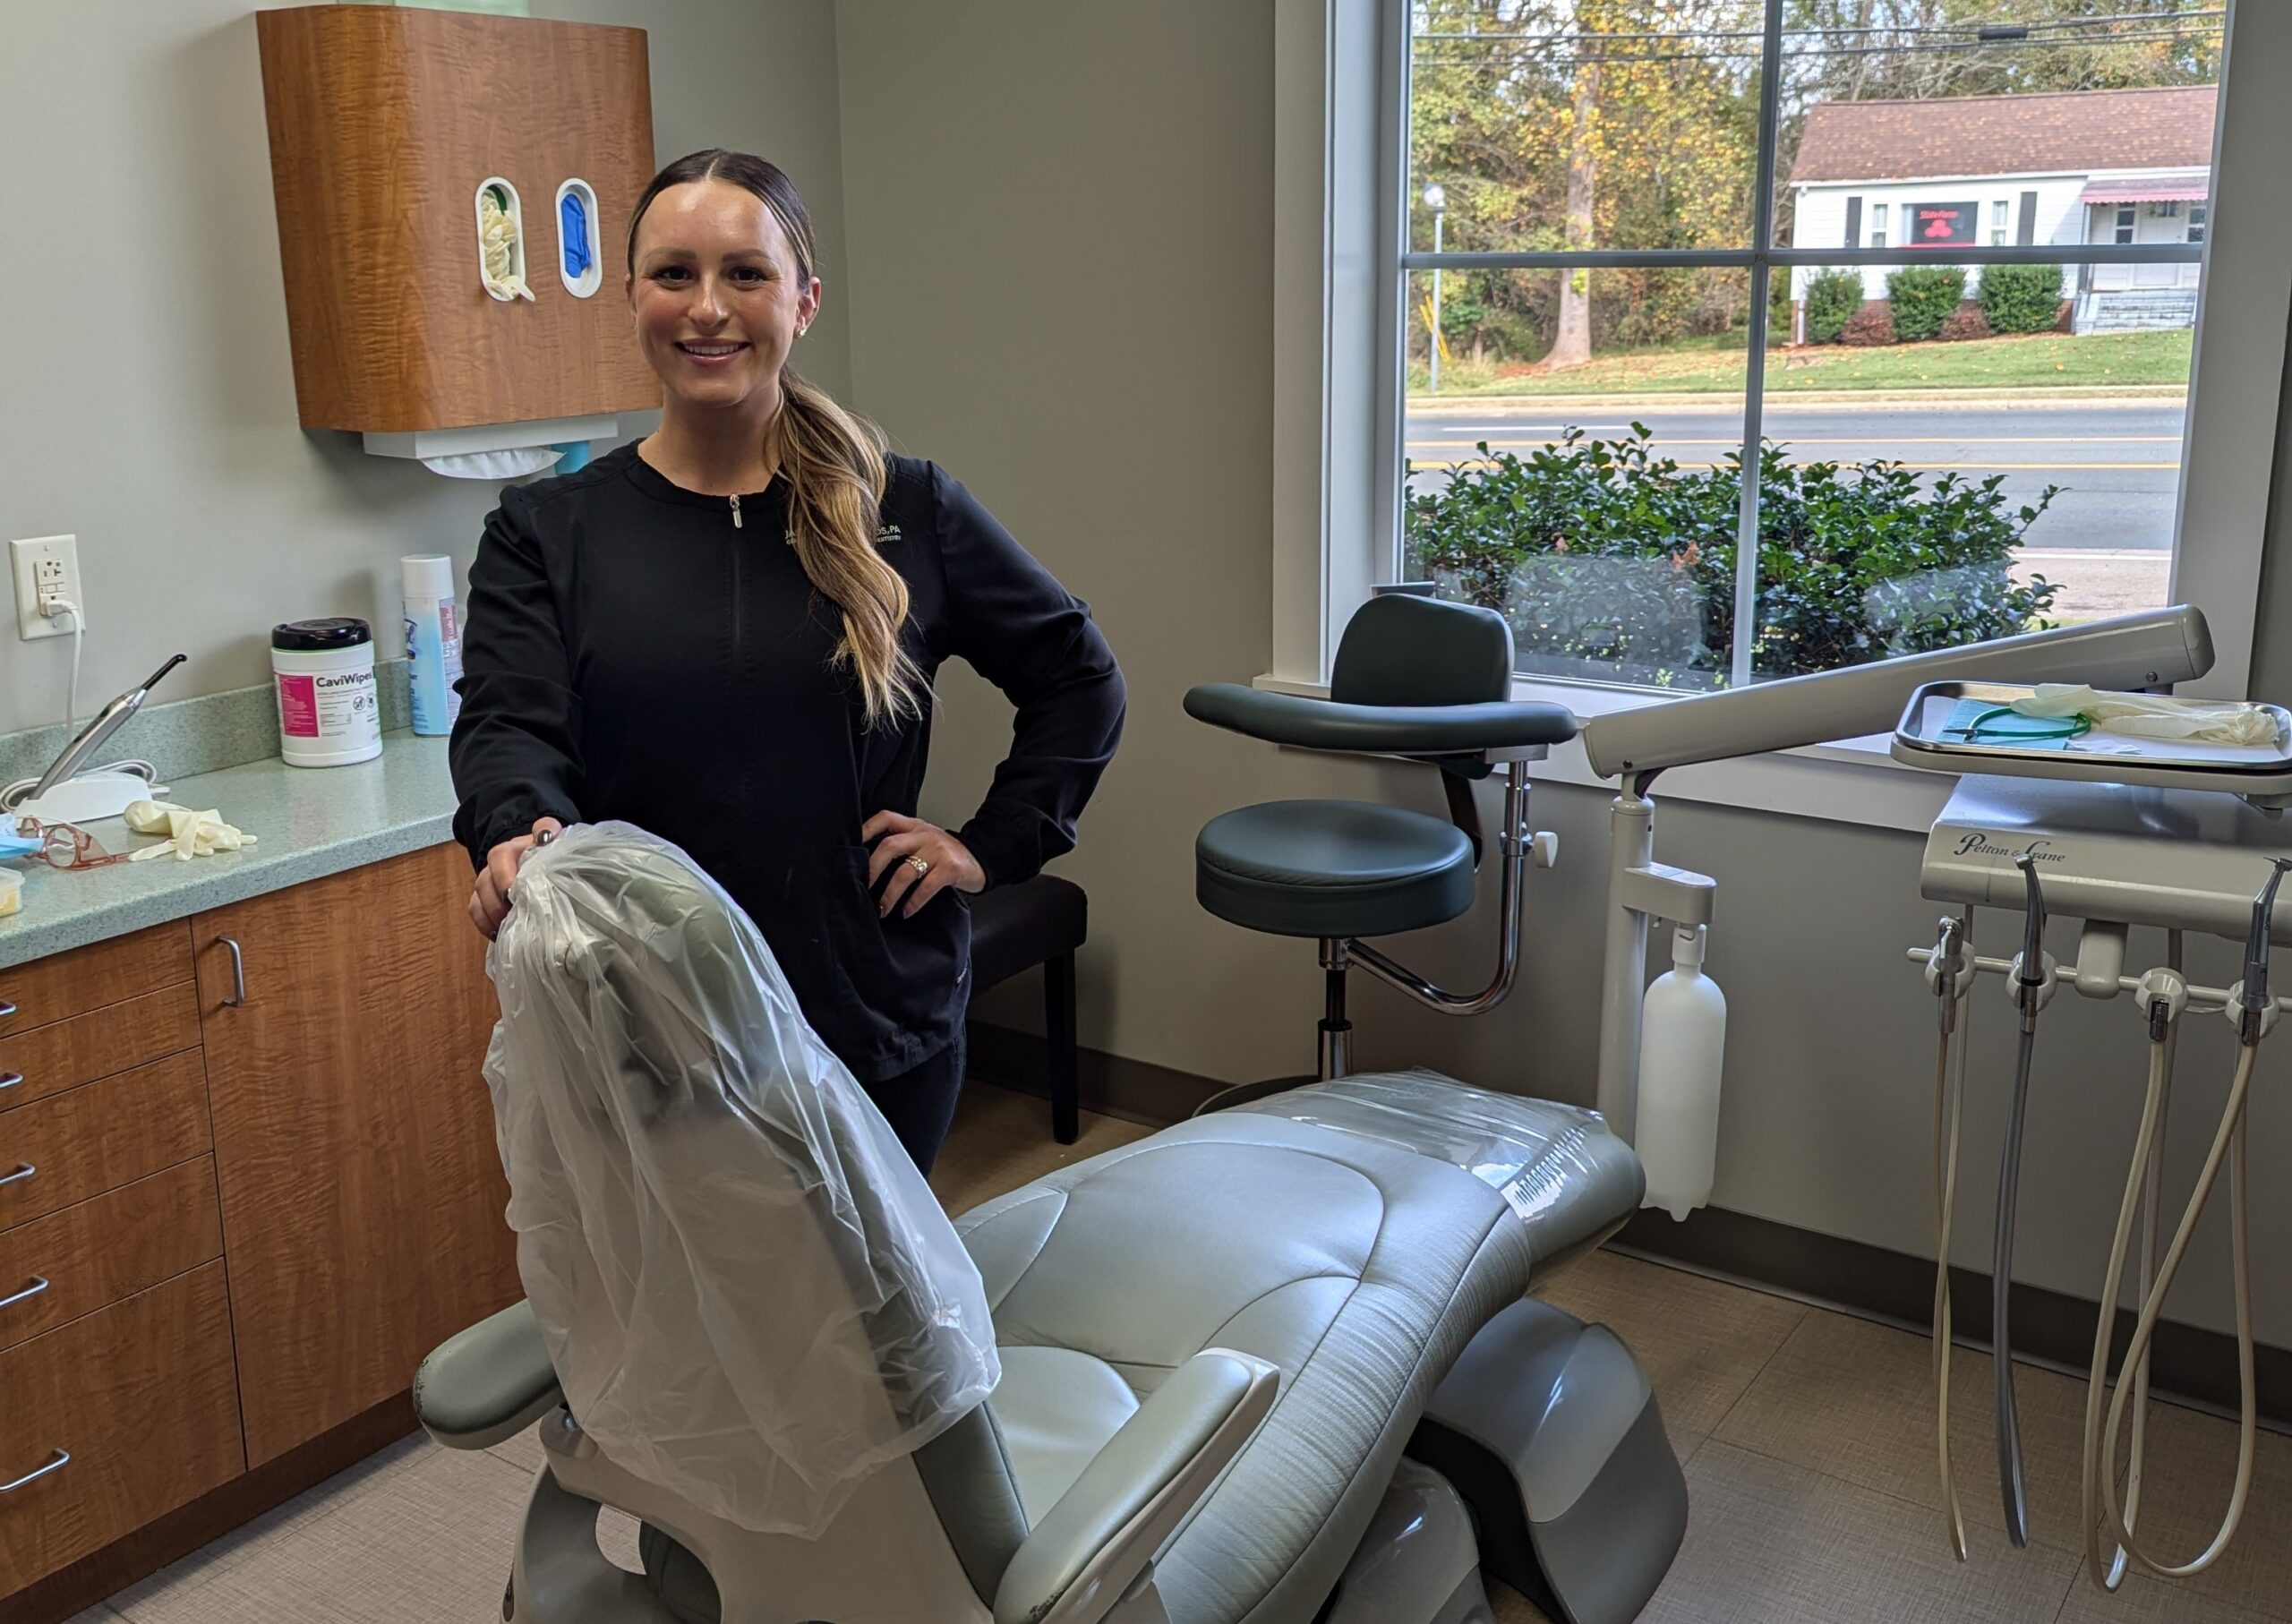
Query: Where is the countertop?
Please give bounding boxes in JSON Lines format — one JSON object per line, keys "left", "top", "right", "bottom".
{"left": 0, "top": 731, "right": 463, "bottom": 970}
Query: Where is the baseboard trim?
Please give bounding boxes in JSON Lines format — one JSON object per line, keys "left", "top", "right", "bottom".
{"left": 968, "top": 1024, "right": 2289, "bottom": 1426}
{"left": 1614, "top": 1204, "right": 2291, "bottom": 1428}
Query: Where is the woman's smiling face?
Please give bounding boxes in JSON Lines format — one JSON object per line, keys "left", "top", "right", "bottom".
{"left": 627, "top": 178, "right": 820, "bottom": 413}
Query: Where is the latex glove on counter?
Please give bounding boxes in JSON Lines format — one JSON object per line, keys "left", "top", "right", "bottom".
{"left": 2011, "top": 685, "right": 2283, "bottom": 748}
{"left": 124, "top": 799, "right": 258, "bottom": 861}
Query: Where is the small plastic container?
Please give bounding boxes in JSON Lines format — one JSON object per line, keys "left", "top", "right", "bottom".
{"left": 273, "top": 618, "right": 382, "bottom": 768}
{"left": 0, "top": 866, "right": 21, "bottom": 917}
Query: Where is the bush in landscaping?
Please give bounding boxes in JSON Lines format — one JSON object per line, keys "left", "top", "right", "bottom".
{"left": 1803, "top": 270, "right": 1864, "bottom": 344}
{"left": 1937, "top": 303, "right": 1993, "bottom": 343}
{"left": 1980, "top": 262, "right": 2068, "bottom": 335}
{"left": 1887, "top": 266, "right": 1968, "bottom": 341}
{"left": 1402, "top": 426, "right": 2058, "bottom": 684}
{"left": 1838, "top": 303, "right": 1896, "bottom": 346}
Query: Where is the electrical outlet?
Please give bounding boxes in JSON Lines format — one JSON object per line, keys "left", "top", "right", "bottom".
{"left": 11, "top": 534, "right": 81, "bottom": 641}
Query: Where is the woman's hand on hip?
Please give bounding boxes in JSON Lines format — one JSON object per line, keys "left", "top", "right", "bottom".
{"left": 863, "top": 811, "right": 985, "bottom": 919}
{"left": 470, "top": 816, "right": 565, "bottom": 940}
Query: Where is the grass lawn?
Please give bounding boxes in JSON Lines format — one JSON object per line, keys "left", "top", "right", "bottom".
{"left": 1407, "top": 328, "right": 2193, "bottom": 398}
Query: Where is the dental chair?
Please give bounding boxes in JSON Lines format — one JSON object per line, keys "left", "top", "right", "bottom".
{"left": 1183, "top": 593, "right": 1578, "bottom": 1081}
{"left": 415, "top": 825, "right": 1686, "bottom": 1624}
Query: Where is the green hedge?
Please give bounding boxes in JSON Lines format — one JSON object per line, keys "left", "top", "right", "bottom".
{"left": 1980, "top": 263, "right": 2067, "bottom": 335}
{"left": 1403, "top": 427, "right": 2058, "bottom": 684}
{"left": 1886, "top": 266, "right": 1968, "bottom": 342}
{"left": 1803, "top": 270, "right": 1864, "bottom": 345}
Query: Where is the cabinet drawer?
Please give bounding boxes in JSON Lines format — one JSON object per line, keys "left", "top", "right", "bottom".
{"left": 0, "top": 982, "right": 202, "bottom": 1117}
{"left": 0, "top": 1261, "right": 244, "bottom": 1594}
{"left": 0, "top": 1052, "right": 212, "bottom": 1232}
{"left": 0, "top": 1159, "right": 224, "bottom": 1354}
{"left": 0, "top": 921, "right": 195, "bottom": 1039}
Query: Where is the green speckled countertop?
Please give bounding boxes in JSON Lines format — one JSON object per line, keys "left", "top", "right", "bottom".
{"left": 0, "top": 731, "right": 461, "bottom": 970}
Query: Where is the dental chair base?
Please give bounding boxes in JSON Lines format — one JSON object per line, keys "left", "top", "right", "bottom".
{"left": 421, "top": 1070, "right": 1684, "bottom": 1624}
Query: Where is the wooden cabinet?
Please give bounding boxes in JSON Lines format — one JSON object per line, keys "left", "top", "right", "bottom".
{"left": 195, "top": 842, "right": 520, "bottom": 1466}
{"left": 0, "top": 840, "right": 517, "bottom": 1611}
{"left": 0, "top": 1265, "right": 244, "bottom": 1596}
{"left": 254, "top": 4, "right": 658, "bottom": 433}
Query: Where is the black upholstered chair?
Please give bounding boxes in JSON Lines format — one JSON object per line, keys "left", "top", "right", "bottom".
{"left": 966, "top": 872, "right": 1087, "bottom": 1142}
{"left": 1184, "top": 594, "right": 1578, "bottom": 1080}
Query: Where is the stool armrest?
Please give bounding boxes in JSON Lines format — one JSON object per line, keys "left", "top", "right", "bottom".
{"left": 993, "top": 1348, "right": 1279, "bottom": 1624}
{"left": 1184, "top": 683, "right": 1577, "bottom": 758}
{"left": 415, "top": 1300, "right": 565, "bottom": 1450}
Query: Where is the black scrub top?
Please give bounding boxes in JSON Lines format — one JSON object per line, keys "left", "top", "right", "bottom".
{"left": 449, "top": 443, "right": 1126, "bottom": 1083}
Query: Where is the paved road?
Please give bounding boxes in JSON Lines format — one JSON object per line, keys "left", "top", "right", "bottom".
{"left": 1404, "top": 398, "right": 2186, "bottom": 554}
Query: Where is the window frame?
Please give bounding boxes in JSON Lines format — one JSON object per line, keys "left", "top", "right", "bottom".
{"left": 1274, "top": 0, "right": 2292, "bottom": 823}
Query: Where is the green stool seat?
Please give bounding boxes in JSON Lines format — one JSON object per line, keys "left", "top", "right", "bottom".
{"left": 1196, "top": 799, "right": 1476, "bottom": 939}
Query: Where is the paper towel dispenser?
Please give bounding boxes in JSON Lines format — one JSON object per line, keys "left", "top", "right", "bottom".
{"left": 254, "top": 6, "right": 659, "bottom": 468}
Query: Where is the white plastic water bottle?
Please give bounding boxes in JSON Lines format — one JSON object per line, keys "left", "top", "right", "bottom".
{"left": 1637, "top": 924, "right": 1727, "bottom": 1221}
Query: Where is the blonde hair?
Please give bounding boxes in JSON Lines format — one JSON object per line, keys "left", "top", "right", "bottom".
{"left": 629, "top": 150, "right": 923, "bottom": 726}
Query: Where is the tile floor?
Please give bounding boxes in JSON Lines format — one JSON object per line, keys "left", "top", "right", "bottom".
{"left": 65, "top": 1081, "right": 2292, "bottom": 1624}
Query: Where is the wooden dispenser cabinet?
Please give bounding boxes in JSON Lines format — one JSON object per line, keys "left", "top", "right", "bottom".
{"left": 255, "top": 4, "right": 660, "bottom": 433}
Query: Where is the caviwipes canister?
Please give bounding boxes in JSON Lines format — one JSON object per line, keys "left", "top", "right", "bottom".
{"left": 272, "top": 618, "right": 383, "bottom": 767}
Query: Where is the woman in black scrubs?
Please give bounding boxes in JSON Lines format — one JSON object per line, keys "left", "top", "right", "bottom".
{"left": 449, "top": 150, "right": 1125, "bottom": 1173}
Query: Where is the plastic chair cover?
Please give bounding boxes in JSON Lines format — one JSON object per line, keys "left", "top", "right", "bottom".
{"left": 483, "top": 822, "right": 999, "bottom": 1537}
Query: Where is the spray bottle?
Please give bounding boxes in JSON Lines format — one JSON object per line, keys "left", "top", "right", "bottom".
{"left": 402, "top": 555, "right": 463, "bottom": 737}
{"left": 1637, "top": 922, "right": 1727, "bottom": 1220}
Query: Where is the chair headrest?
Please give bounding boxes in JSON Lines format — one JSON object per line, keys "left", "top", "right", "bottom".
{"left": 485, "top": 821, "right": 1000, "bottom": 1537}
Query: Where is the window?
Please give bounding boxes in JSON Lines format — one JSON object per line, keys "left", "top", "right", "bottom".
{"left": 2191, "top": 203, "right": 2210, "bottom": 244}
{"left": 1392, "top": 1, "right": 2235, "bottom": 692}
{"left": 2156, "top": 200, "right": 2182, "bottom": 218}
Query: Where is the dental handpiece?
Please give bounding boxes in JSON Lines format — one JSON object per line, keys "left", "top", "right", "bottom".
{"left": 2238, "top": 858, "right": 2292, "bottom": 1043}
{"left": 1995, "top": 852, "right": 2048, "bottom": 1548}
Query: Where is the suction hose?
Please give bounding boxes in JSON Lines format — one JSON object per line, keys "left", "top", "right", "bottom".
{"left": 2082, "top": 857, "right": 2288, "bottom": 1586}
{"left": 1993, "top": 853, "right": 2051, "bottom": 1550}
{"left": 1929, "top": 912, "right": 1974, "bottom": 1562}
{"left": 2078, "top": 936, "right": 2177, "bottom": 1593}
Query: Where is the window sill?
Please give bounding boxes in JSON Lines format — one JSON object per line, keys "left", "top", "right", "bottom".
{"left": 1252, "top": 672, "right": 1956, "bottom": 835}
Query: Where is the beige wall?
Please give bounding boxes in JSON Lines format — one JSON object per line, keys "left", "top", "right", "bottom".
{"left": 0, "top": 0, "right": 850, "bottom": 736}
{"left": 834, "top": 0, "right": 2292, "bottom": 1343}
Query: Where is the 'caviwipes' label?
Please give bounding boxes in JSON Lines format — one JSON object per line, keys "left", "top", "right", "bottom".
{"left": 278, "top": 667, "right": 380, "bottom": 742}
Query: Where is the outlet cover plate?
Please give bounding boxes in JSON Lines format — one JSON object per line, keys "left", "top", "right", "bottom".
{"left": 11, "top": 534, "right": 80, "bottom": 641}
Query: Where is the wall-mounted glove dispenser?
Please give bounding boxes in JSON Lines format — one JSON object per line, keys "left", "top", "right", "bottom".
{"left": 255, "top": 6, "right": 659, "bottom": 469}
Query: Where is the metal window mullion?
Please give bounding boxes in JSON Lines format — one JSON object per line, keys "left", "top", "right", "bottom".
{"left": 1730, "top": 0, "right": 1788, "bottom": 690}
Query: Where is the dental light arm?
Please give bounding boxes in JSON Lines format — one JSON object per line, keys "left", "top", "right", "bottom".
{"left": 995, "top": 1349, "right": 1279, "bottom": 1624}
{"left": 1579, "top": 606, "right": 2211, "bottom": 784}
{"left": 1588, "top": 607, "right": 2216, "bottom": 1145}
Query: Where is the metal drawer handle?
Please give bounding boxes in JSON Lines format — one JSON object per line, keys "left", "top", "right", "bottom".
{"left": 0, "top": 1275, "right": 47, "bottom": 1309}
{"left": 0, "top": 999, "right": 14, "bottom": 1021}
{"left": 0, "top": 1164, "right": 35, "bottom": 1188}
{"left": 0, "top": 1449, "right": 70, "bottom": 1494}
{"left": 0, "top": 1072, "right": 20, "bottom": 1091}
{"left": 218, "top": 936, "right": 246, "bottom": 1008}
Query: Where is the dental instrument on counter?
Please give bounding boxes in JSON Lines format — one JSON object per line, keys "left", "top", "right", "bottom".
{"left": 0, "top": 653, "right": 183, "bottom": 824}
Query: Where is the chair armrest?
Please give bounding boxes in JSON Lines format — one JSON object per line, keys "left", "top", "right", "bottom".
{"left": 414, "top": 1299, "right": 565, "bottom": 1451}
{"left": 1184, "top": 683, "right": 1578, "bottom": 757}
{"left": 993, "top": 1348, "right": 1279, "bottom": 1624}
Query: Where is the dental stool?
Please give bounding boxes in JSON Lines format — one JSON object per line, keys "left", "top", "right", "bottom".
{"left": 416, "top": 826, "right": 1686, "bottom": 1624}
{"left": 1184, "top": 594, "right": 1578, "bottom": 1080}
